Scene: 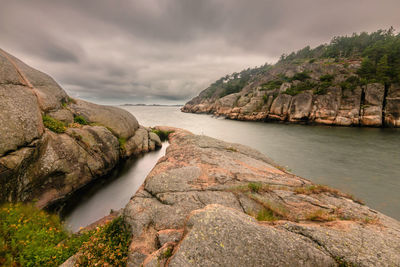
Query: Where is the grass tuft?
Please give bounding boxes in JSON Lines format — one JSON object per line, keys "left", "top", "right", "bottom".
{"left": 74, "top": 115, "right": 89, "bottom": 125}
{"left": 43, "top": 115, "right": 66, "bottom": 133}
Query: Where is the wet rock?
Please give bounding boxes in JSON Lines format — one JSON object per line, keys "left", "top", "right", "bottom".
{"left": 335, "top": 87, "right": 362, "bottom": 126}
{"left": 310, "top": 86, "right": 341, "bottom": 125}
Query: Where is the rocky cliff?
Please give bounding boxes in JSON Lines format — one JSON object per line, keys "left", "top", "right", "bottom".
{"left": 0, "top": 48, "right": 161, "bottom": 208}
{"left": 121, "top": 127, "right": 400, "bottom": 266}
{"left": 182, "top": 58, "right": 400, "bottom": 127}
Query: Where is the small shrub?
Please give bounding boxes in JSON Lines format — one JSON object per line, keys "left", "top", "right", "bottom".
{"left": 260, "top": 80, "right": 283, "bottom": 91}
{"left": 248, "top": 182, "right": 262, "bottom": 193}
{"left": 284, "top": 81, "right": 316, "bottom": 96}
{"left": 309, "top": 58, "right": 316, "bottom": 63}
{"left": 289, "top": 71, "right": 311, "bottom": 82}
{"left": 162, "top": 247, "right": 173, "bottom": 259}
{"left": 74, "top": 115, "right": 89, "bottom": 125}
{"left": 118, "top": 137, "right": 126, "bottom": 151}
{"left": 262, "top": 94, "right": 268, "bottom": 103}
{"left": 256, "top": 208, "right": 278, "bottom": 221}
{"left": 77, "top": 217, "right": 132, "bottom": 266}
{"left": 43, "top": 115, "right": 66, "bottom": 133}
{"left": 151, "top": 129, "right": 173, "bottom": 141}
{"left": 319, "top": 74, "right": 335, "bottom": 82}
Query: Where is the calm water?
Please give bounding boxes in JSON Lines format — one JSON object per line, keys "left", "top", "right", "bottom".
{"left": 65, "top": 105, "right": 400, "bottom": 230}
{"left": 122, "top": 106, "right": 400, "bottom": 220}
{"left": 64, "top": 143, "right": 168, "bottom": 232}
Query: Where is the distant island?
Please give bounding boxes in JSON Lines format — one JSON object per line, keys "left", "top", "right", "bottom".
{"left": 121, "top": 103, "right": 183, "bottom": 107}
{"left": 182, "top": 29, "right": 400, "bottom": 128}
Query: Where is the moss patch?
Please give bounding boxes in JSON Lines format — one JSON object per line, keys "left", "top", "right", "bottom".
{"left": 43, "top": 115, "right": 66, "bottom": 133}
{"left": 151, "top": 129, "right": 173, "bottom": 141}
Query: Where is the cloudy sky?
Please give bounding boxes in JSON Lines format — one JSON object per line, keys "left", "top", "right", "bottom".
{"left": 1, "top": 0, "right": 399, "bottom": 104}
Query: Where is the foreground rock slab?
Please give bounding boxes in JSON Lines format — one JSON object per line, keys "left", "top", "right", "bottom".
{"left": 123, "top": 127, "right": 400, "bottom": 266}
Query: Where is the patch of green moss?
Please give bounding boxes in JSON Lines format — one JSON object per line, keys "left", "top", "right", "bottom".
{"left": 118, "top": 137, "right": 126, "bottom": 151}
{"left": 43, "top": 115, "right": 66, "bottom": 133}
{"left": 74, "top": 115, "right": 89, "bottom": 125}
{"left": 151, "top": 129, "right": 173, "bottom": 141}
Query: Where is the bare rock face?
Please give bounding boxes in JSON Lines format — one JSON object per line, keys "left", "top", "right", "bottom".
{"left": 268, "top": 94, "right": 292, "bottom": 121}
{"left": 385, "top": 84, "right": 400, "bottom": 127}
{"left": 310, "top": 87, "right": 341, "bottom": 125}
{"left": 335, "top": 87, "right": 362, "bottom": 126}
{"left": 123, "top": 128, "right": 400, "bottom": 266}
{"left": 361, "top": 83, "right": 385, "bottom": 126}
{"left": 0, "top": 48, "right": 159, "bottom": 206}
{"left": 182, "top": 59, "right": 400, "bottom": 128}
{"left": 288, "top": 92, "right": 313, "bottom": 122}
{"left": 69, "top": 99, "right": 139, "bottom": 139}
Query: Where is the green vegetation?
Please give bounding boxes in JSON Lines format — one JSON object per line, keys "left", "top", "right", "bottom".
{"left": 201, "top": 64, "right": 272, "bottom": 98}
{"left": 74, "top": 115, "right": 89, "bottom": 125}
{"left": 42, "top": 115, "right": 66, "bottom": 133}
{"left": 289, "top": 71, "right": 311, "bottom": 82}
{"left": 61, "top": 97, "right": 76, "bottom": 108}
{"left": 340, "top": 76, "right": 364, "bottom": 91}
{"left": 256, "top": 208, "right": 278, "bottom": 221}
{"left": 151, "top": 129, "right": 173, "bottom": 141}
{"left": 162, "top": 247, "right": 173, "bottom": 259}
{"left": 284, "top": 81, "right": 316, "bottom": 96}
{"left": 76, "top": 217, "right": 131, "bottom": 266}
{"left": 0, "top": 203, "right": 131, "bottom": 267}
{"left": 0, "top": 203, "right": 90, "bottom": 266}
{"left": 118, "top": 137, "right": 126, "bottom": 151}
{"left": 319, "top": 74, "right": 335, "bottom": 82}
{"left": 248, "top": 182, "right": 262, "bottom": 193}
{"left": 260, "top": 80, "right": 282, "bottom": 91}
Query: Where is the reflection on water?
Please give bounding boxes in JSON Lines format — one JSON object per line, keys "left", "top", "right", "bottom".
{"left": 63, "top": 142, "right": 168, "bottom": 232}
{"left": 122, "top": 106, "right": 400, "bottom": 220}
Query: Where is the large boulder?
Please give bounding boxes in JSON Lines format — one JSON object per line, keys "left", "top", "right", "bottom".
{"left": 288, "top": 91, "right": 313, "bottom": 122}
{"left": 69, "top": 99, "right": 139, "bottom": 139}
{"left": 123, "top": 128, "right": 400, "bottom": 266}
{"left": 169, "top": 205, "right": 335, "bottom": 267}
{"left": 0, "top": 85, "right": 44, "bottom": 156}
{"left": 0, "top": 48, "right": 159, "bottom": 205}
{"left": 268, "top": 94, "right": 292, "bottom": 121}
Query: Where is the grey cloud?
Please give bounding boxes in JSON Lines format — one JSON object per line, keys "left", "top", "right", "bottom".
{"left": 0, "top": 0, "right": 399, "bottom": 104}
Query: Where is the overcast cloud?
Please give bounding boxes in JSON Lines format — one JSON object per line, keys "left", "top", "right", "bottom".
{"left": 1, "top": 0, "right": 399, "bottom": 104}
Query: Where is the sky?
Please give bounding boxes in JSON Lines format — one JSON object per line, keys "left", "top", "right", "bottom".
{"left": 1, "top": 0, "right": 400, "bottom": 105}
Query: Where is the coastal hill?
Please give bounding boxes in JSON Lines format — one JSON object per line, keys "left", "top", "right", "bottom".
{"left": 0, "top": 49, "right": 399, "bottom": 266}
{"left": 182, "top": 29, "right": 400, "bottom": 127}
{"left": 0, "top": 48, "right": 161, "bottom": 208}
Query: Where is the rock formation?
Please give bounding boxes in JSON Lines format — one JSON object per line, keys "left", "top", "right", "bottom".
{"left": 0, "top": 48, "right": 161, "bottom": 208}
{"left": 182, "top": 59, "right": 400, "bottom": 127}
{"left": 122, "top": 127, "right": 400, "bottom": 266}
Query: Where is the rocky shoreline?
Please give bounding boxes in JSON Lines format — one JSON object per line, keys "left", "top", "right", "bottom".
{"left": 0, "top": 48, "right": 162, "bottom": 208}
{"left": 119, "top": 126, "right": 400, "bottom": 266}
{"left": 182, "top": 59, "right": 400, "bottom": 127}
